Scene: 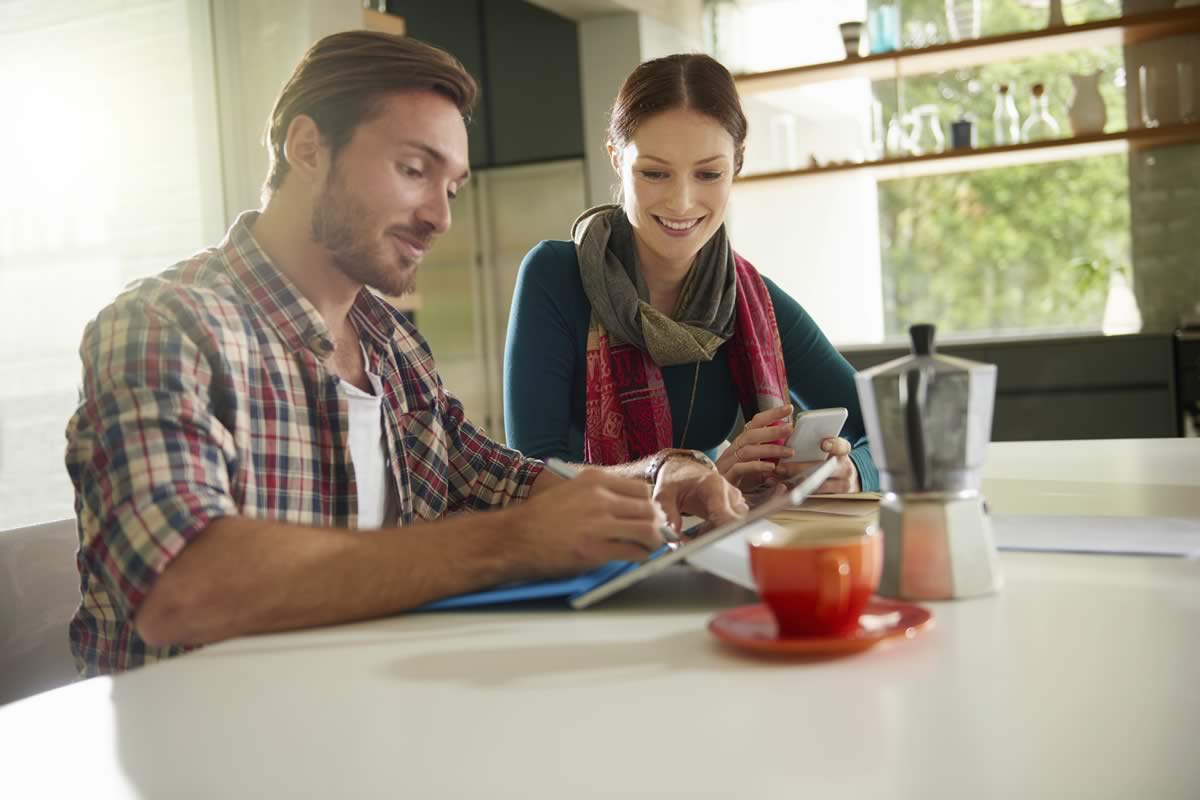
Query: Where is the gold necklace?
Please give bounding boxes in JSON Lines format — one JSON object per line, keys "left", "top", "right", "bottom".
{"left": 678, "top": 361, "right": 701, "bottom": 448}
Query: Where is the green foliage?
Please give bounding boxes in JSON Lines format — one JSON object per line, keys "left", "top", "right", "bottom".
{"left": 869, "top": 0, "right": 1132, "bottom": 337}
{"left": 879, "top": 156, "right": 1130, "bottom": 333}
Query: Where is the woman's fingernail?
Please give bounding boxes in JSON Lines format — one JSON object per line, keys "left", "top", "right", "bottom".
{"left": 821, "top": 440, "right": 833, "bottom": 452}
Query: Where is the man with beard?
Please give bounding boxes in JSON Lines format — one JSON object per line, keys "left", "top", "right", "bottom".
{"left": 64, "top": 32, "right": 746, "bottom": 677}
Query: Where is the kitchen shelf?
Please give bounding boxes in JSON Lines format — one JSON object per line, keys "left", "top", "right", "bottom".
{"left": 733, "top": 6, "right": 1200, "bottom": 95}
{"left": 364, "top": 8, "right": 406, "bottom": 35}
{"left": 735, "top": 122, "right": 1200, "bottom": 184}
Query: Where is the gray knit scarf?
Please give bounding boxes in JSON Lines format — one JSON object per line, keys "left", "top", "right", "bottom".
{"left": 572, "top": 204, "right": 737, "bottom": 366}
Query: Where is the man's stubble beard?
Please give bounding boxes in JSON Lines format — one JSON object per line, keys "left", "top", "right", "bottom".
{"left": 310, "top": 171, "right": 421, "bottom": 298}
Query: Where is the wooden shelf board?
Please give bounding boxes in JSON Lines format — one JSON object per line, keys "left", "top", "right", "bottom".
{"left": 735, "top": 122, "right": 1200, "bottom": 184}
{"left": 364, "top": 8, "right": 405, "bottom": 35}
{"left": 735, "top": 7, "right": 1200, "bottom": 95}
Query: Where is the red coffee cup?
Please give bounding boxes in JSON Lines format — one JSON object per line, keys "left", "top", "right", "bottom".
{"left": 748, "top": 519, "right": 883, "bottom": 637}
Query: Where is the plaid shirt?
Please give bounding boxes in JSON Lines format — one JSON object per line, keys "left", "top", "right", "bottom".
{"left": 65, "top": 211, "right": 543, "bottom": 676}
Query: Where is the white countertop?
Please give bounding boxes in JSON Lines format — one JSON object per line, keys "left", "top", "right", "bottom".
{"left": 2, "top": 438, "right": 1198, "bottom": 799}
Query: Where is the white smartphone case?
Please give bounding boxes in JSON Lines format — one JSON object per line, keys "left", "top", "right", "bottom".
{"left": 781, "top": 407, "right": 849, "bottom": 463}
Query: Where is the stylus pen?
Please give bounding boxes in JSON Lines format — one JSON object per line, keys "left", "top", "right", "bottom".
{"left": 544, "top": 458, "right": 681, "bottom": 545}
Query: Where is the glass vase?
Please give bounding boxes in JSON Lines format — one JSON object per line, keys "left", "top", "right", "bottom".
{"left": 907, "top": 105, "right": 946, "bottom": 156}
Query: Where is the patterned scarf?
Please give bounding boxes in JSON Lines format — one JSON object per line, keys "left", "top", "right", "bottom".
{"left": 574, "top": 204, "right": 735, "bottom": 365}
{"left": 573, "top": 206, "right": 790, "bottom": 464}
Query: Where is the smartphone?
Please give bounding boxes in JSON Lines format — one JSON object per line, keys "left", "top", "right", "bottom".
{"left": 781, "top": 407, "right": 848, "bottom": 463}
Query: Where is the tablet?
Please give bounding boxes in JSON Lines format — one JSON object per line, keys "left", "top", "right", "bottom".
{"left": 568, "top": 456, "right": 838, "bottom": 608}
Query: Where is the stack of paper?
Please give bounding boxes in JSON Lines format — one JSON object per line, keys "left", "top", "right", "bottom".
{"left": 983, "top": 477, "right": 1200, "bottom": 558}
{"left": 991, "top": 515, "right": 1200, "bottom": 557}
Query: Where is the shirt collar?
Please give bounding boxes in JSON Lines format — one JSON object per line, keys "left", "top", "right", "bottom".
{"left": 221, "top": 210, "right": 399, "bottom": 358}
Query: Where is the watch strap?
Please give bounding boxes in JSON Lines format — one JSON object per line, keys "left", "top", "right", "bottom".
{"left": 644, "top": 448, "right": 717, "bottom": 485}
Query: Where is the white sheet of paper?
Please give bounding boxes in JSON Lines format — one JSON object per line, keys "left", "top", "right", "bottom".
{"left": 992, "top": 515, "right": 1200, "bottom": 558}
{"left": 685, "top": 525, "right": 775, "bottom": 591}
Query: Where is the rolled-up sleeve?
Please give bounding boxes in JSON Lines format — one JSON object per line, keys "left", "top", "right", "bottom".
{"left": 66, "top": 299, "right": 238, "bottom": 617}
{"left": 439, "top": 390, "right": 543, "bottom": 513}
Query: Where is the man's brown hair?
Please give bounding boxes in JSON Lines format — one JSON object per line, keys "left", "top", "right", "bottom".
{"left": 263, "top": 31, "right": 479, "bottom": 196}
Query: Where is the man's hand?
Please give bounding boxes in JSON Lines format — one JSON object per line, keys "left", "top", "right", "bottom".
{"left": 507, "top": 469, "right": 668, "bottom": 576}
{"left": 653, "top": 457, "right": 748, "bottom": 533}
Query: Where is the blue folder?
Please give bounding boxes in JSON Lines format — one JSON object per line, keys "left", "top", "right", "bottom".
{"left": 420, "top": 545, "right": 673, "bottom": 611}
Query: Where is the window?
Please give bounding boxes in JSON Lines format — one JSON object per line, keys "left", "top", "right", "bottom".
{"left": 875, "top": 37, "right": 1135, "bottom": 338}
{"left": 0, "top": 0, "right": 224, "bottom": 531}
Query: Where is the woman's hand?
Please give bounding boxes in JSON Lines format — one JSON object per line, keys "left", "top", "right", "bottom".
{"left": 714, "top": 405, "right": 796, "bottom": 490}
{"left": 772, "top": 437, "right": 861, "bottom": 495}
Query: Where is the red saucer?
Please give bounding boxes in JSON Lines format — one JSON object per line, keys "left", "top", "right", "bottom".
{"left": 708, "top": 599, "right": 933, "bottom": 656}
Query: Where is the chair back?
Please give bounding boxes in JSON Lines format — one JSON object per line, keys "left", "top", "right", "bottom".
{"left": 0, "top": 519, "right": 80, "bottom": 705}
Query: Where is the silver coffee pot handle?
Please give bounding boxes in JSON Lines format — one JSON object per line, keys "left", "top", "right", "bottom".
{"left": 905, "top": 324, "right": 937, "bottom": 492}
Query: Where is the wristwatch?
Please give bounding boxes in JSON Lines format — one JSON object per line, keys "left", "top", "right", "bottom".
{"left": 644, "top": 448, "right": 717, "bottom": 486}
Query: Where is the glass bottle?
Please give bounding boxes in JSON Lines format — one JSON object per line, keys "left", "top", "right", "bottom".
{"left": 1021, "top": 83, "right": 1061, "bottom": 142}
{"left": 992, "top": 83, "right": 1021, "bottom": 146}
{"left": 885, "top": 112, "right": 908, "bottom": 157}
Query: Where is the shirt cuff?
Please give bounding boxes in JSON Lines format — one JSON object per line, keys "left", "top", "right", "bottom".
{"left": 511, "top": 458, "right": 546, "bottom": 502}
{"left": 848, "top": 444, "right": 880, "bottom": 493}
{"left": 86, "top": 486, "right": 237, "bottom": 617}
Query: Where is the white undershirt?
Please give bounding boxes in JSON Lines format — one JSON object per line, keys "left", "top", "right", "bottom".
{"left": 340, "top": 351, "right": 389, "bottom": 529}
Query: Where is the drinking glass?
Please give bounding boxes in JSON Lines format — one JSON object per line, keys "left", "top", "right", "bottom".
{"left": 869, "top": 4, "right": 899, "bottom": 53}
{"left": 770, "top": 114, "right": 800, "bottom": 170}
{"left": 1139, "top": 64, "right": 1160, "bottom": 128}
{"left": 945, "top": 0, "right": 982, "bottom": 41}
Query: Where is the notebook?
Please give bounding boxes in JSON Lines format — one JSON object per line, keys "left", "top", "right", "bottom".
{"left": 420, "top": 458, "right": 837, "bottom": 611}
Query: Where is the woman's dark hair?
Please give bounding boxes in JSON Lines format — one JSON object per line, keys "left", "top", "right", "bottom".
{"left": 608, "top": 53, "right": 747, "bottom": 174}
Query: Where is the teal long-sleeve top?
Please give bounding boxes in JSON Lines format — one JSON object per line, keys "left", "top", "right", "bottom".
{"left": 503, "top": 240, "right": 879, "bottom": 491}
